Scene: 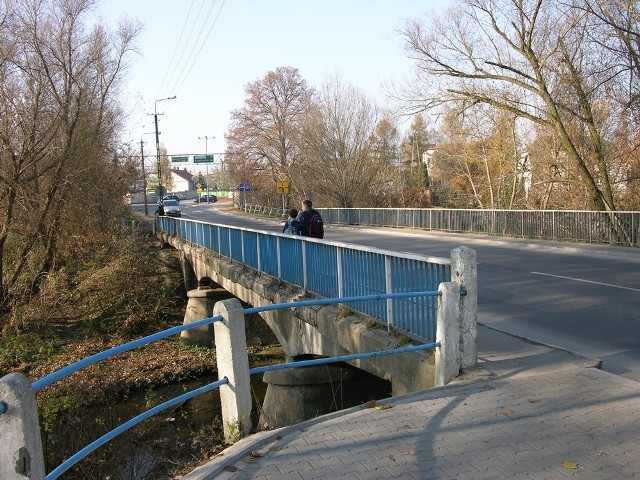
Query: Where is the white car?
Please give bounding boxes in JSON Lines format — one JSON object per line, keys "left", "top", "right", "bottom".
{"left": 162, "top": 199, "right": 181, "bottom": 217}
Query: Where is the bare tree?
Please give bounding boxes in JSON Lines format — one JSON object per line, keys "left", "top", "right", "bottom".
{"left": 300, "top": 77, "right": 387, "bottom": 208}
{"left": 0, "top": 0, "right": 140, "bottom": 311}
{"left": 402, "top": 0, "right": 630, "bottom": 211}
{"left": 225, "top": 66, "right": 314, "bottom": 190}
{"left": 580, "top": 0, "right": 640, "bottom": 118}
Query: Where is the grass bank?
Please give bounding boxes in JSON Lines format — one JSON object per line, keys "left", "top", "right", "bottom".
{"left": 0, "top": 220, "right": 283, "bottom": 478}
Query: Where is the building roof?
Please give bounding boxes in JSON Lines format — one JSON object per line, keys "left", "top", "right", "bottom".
{"left": 170, "top": 168, "right": 194, "bottom": 181}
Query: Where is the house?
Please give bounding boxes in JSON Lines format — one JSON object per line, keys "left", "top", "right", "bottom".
{"left": 169, "top": 168, "right": 196, "bottom": 194}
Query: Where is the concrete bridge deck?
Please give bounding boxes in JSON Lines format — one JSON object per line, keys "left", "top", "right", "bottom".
{"left": 182, "top": 324, "right": 640, "bottom": 479}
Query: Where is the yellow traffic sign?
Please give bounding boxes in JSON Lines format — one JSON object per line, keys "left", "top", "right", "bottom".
{"left": 277, "top": 181, "right": 289, "bottom": 194}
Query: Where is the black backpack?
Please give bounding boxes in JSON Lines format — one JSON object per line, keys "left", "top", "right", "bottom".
{"left": 307, "top": 210, "right": 324, "bottom": 238}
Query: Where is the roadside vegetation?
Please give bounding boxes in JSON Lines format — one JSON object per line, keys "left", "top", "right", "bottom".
{"left": 1, "top": 222, "right": 202, "bottom": 477}
{"left": 0, "top": 221, "right": 283, "bottom": 478}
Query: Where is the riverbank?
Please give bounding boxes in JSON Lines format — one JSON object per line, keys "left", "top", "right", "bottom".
{"left": 0, "top": 222, "right": 285, "bottom": 478}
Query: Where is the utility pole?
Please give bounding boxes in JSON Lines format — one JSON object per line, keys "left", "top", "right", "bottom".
{"left": 140, "top": 132, "right": 155, "bottom": 215}
{"left": 140, "top": 139, "right": 148, "bottom": 215}
{"left": 154, "top": 113, "right": 161, "bottom": 195}
{"left": 153, "top": 96, "right": 177, "bottom": 198}
{"left": 198, "top": 135, "right": 215, "bottom": 202}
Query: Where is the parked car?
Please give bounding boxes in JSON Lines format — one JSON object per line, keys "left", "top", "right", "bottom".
{"left": 162, "top": 194, "right": 180, "bottom": 203}
{"left": 162, "top": 199, "right": 181, "bottom": 217}
{"left": 194, "top": 195, "right": 217, "bottom": 203}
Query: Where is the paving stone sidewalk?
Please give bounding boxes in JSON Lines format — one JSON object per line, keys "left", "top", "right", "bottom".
{"left": 183, "top": 327, "right": 640, "bottom": 480}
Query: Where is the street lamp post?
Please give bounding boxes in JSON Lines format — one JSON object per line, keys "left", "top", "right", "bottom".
{"left": 198, "top": 135, "right": 215, "bottom": 203}
{"left": 153, "top": 96, "right": 176, "bottom": 197}
{"left": 140, "top": 132, "right": 155, "bottom": 215}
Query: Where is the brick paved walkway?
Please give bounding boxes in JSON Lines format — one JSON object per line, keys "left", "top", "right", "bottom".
{"left": 182, "top": 325, "right": 640, "bottom": 480}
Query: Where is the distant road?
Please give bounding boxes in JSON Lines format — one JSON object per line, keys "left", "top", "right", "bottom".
{"left": 138, "top": 201, "right": 640, "bottom": 382}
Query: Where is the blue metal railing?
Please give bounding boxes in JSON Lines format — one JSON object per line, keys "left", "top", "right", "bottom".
{"left": 156, "top": 217, "right": 451, "bottom": 341}
{"left": 31, "top": 291, "right": 441, "bottom": 479}
{"left": 32, "top": 315, "right": 224, "bottom": 392}
{"left": 45, "top": 378, "right": 229, "bottom": 480}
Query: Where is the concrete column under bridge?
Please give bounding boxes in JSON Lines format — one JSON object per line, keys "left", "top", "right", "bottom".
{"left": 181, "top": 285, "right": 280, "bottom": 348}
{"left": 259, "top": 361, "right": 391, "bottom": 429}
{"left": 181, "top": 286, "right": 229, "bottom": 346}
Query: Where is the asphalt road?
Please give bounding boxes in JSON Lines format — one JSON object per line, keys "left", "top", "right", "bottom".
{"left": 139, "top": 201, "right": 640, "bottom": 382}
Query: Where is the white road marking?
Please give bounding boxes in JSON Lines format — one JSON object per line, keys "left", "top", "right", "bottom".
{"left": 530, "top": 272, "right": 640, "bottom": 292}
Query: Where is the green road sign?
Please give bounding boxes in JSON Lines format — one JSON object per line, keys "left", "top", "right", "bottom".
{"left": 171, "top": 155, "right": 188, "bottom": 163}
{"left": 194, "top": 154, "right": 214, "bottom": 163}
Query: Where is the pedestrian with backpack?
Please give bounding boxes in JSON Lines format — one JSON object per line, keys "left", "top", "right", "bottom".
{"left": 282, "top": 208, "right": 302, "bottom": 235}
{"left": 299, "top": 199, "right": 324, "bottom": 239}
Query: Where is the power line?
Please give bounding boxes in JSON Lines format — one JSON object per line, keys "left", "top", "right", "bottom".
{"left": 155, "top": 0, "right": 226, "bottom": 103}
{"left": 176, "top": 0, "right": 226, "bottom": 97}
{"left": 171, "top": 0, "right": 226, "bottom": 97}
{"left": 161, "top": 0, "right": 209, "bottom": 98}
{"left": 154, "top": 0, "right": 196, "bottom": 99}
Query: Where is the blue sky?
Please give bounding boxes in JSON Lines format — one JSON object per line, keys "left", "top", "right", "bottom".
{"left": 95, "top": 0, "right": 451, "bottom": 172}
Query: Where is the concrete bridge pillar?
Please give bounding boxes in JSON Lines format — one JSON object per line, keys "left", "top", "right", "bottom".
{"left": 259, "top": 363, "right": 390, "bottom": 429}
{"left": 0, "top": 373, "right": 45, "bottom": 480}
{"left": 179, "top": 251, "right": 197, "bottom": 292}
{"left": 435, "top": 282, "right": 461, "bottom": 386}
{"left": 181, "top": 287, "right": 225, "bottom": 346}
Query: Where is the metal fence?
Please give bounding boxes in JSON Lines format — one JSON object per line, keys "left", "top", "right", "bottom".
{"left": 156, "top": 217, "right": 451, "bottom": 342}
{"left": 3, "top": 293, "right": 446, "bottom": 480}
{"left": 243, "top": 205, "right": 640, "bottom": 247}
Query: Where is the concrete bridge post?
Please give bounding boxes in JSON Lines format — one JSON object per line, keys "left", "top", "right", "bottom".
{"left": 179, "top": 251, "right": 198, "bottom": 292}
{"left": 213, "top": 298, "right": 252, "bottom": 443}
{"left": 450, "top": 246, "right": 478, "bottom": 370}
{"left": 0, "top": 373, "right": 45, "bottom": 480}
{"left": 181, "top": 287, "right": 219, "bottom": 346}
{"left": 435, "top": 282, "right": 461, "bottom": 386}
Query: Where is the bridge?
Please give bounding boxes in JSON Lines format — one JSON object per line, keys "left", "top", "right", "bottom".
{"left": 0, "top": 214, "right": 478, "bottom": 479}
{"left": 156, "top": 216, "right": 478, "bottom": 394}
{"left": 0, "top": 203, "right": 637, "bottom": 478}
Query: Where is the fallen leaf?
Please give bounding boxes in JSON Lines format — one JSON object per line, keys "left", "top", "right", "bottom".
{"left": 270, "top": 445, "right": 282, "bottom": 451}
{"left": 561, "top": 461, "right": 579, "bottom": 470}
{"left": 374, "top": 403, "right": 393, "bottom": 410}
{"left": 527, "top": 398, "right": 541, "bottom": 403}
{"left": 365, "top": 400, "right": 377, "bottom": 408}
{"left": 502, "top": 408, "right": 515, "bottom": 416}
{"left": 224, "top": 465, "right": 240, "bottom": 472}
{"left": 401, "top": 448, "right": 417, "bottom": 456}
{"left": 388, "top": 455, "right": 396, "bottom": 462}
{"left": 249, "top": 451, "right": 264, "bottom": 458}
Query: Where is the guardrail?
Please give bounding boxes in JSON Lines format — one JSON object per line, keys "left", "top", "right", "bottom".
{"left": 0, "top": 290, "right": 463, "bottom": 480}
{"left": 243, "top": 205, "right": 640, "bottom": 247}
{"left": 156, "top": 216, "right": 452, "bottom": 342}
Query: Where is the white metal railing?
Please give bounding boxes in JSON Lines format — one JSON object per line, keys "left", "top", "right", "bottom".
{"left": 243, "top": 205, "right": 640, "bottom": 247}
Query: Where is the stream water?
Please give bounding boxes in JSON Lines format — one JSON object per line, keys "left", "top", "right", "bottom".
{"left": 43, "top": 373, "right": 270, "bottom": 479}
